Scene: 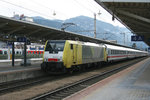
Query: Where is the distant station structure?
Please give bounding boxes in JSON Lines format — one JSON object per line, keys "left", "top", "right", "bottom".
{"left": 95, "top": 0, "right": 150, "bottom": 46}
{"left": 12, "top": 14, "right": 34, "bottom": 22}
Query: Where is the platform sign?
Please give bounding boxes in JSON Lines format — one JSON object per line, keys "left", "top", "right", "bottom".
{"left": 26, "top": 39, "right": 31, "bottom": 45}
{"left": 148, "top": 47, "right": 150, "bottom": 51}
{"left": 131, "top": 36, "right": 144, "bottom": 41}
{"left": 7, "top": 41, "right": 13, "bottom": 45}
{"left": 17, "top": 37, "right": 27, "bottom": 42}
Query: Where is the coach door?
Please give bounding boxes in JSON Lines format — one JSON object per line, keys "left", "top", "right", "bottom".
{"left": 73, "top": 44, "right": 78, "bottom": 64}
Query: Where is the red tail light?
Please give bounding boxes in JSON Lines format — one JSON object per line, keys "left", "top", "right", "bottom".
{"left": 48, "top": 58, "right": 58, "bottom": 62}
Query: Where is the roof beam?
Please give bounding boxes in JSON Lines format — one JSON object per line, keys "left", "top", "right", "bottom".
{"left": 119, "top": 16, "right": 150, "bottom": 29}
{"left": 46, "top": 33, "right": 63, "bottom": 40}
{"left": 7, "top": 26, "right": 26, "bottom": 34}
{"left": 100, "top": 0, "right": 150, "bottom": 3}
{"left": 0, "top": 23, "right": 8, "bottom": 28}
{"left": 40, "top": 31, "right": 53, "bottom": 37}
{"left": 116, "top": 10, "right": 150, "bottom": 24}
{"left": 26, "top": 29, "right": 41, "bottom": 36}
{"left": 58, "top": 34, "right": 72, "bottom": 40}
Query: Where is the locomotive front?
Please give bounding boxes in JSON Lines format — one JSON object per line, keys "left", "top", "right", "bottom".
{"left": 41, "top": 40, "right": 66, "bottom": 73}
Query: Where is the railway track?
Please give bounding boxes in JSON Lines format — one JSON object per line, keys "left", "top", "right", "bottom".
{"left": 0, "top": 70, "right": 78, "bottom": 95}
{"left": 0, "top": 75, "right": 56, "bottom": 95}
{"left": 30, "top": 57, "right": 146, "bottom": 100}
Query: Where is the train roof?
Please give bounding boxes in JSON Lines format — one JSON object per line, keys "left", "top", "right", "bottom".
{"left": 48, "top": 40, "right": 66, "bottom": 43}
{"left": 105, "top": 44, "right": 147, "bottom": 53}
{"left": 105, "top": 44, "right": 128, "bottom": 50}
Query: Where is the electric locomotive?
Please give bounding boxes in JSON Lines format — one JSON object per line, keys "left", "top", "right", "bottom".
{"left": 41, "top": 40, "right": 106, "bottom": 73}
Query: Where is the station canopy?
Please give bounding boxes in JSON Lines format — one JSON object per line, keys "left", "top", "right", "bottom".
{"left": 0, "top": 15, "right": 128, "bottom": 47}
{"left": 95, "top": 0, "right": 150, "bottom": 46}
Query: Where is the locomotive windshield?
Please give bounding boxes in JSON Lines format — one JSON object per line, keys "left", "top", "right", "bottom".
{"left": 45, "top": 41, "right": 65, "bottom": 53}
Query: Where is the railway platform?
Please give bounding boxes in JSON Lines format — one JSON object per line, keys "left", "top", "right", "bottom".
{"left": 0, "top": 58, "right": 46, "bottom": 83}
{"left": 64, "top": 57, "right": 150, "bottom": 100}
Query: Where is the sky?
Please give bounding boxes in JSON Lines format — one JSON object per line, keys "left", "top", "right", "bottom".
{"left": 0, "top": 0, "right": 125, "bottom": 27}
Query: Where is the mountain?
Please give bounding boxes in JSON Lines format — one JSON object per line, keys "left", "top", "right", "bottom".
{"left": 32, "top": 16, "right": 148, "bottom": 50}
{"left": 33, "top": 16, "right": 62, "bottom": 29}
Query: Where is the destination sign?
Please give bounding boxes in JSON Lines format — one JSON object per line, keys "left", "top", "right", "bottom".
{"left": 17, "top": 37, "right": 27, "bottom": 42}
{"left": 131, "top": 36, "right": 144, "bottom": 41}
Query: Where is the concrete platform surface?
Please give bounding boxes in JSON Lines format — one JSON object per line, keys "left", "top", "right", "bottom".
{"left": 0, "top": 58, "right": 42, "bottom": 67}
{"left": 0, "top": 58, "right": 45, "bottom": 83}
{"left": 64, "top": 57, "right": 150, "bottom": 100}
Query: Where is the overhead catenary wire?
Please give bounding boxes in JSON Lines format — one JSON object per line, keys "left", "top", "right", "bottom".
{"left": 86, "top": 0, "right": 102, "bottom": 12}
{"left": 0, "top": 0, "right": 56, "bottom": 19}
{"left": 73, "top": 0, "right": 106, "bottom": 21}
{"left": 73, "top": 0, "right": 95, "bottom": 14}
{"left": 30, "top": 0, "right": 69, "bottom": 19}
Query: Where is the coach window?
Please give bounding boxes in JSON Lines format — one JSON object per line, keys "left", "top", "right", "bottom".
{"left": 113, "top": 50, "right": 115, "bottom": 54}
{"left": 108, "top": 50, "right": 111, "bottom": 54}
{"left": 0, "top": 51, "right": 2, "bottom": 54}
{"left": 4, "top": 51, "right": 7, "bottom": 54}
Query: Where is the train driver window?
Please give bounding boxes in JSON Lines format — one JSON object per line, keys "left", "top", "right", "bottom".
{"left": 70, "top": 44, "right": 73, "bottom": 50}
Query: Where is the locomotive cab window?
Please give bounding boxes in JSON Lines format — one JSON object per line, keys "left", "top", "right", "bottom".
{"left": 45, "top": 41, "right": 65, "bottom": 53}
